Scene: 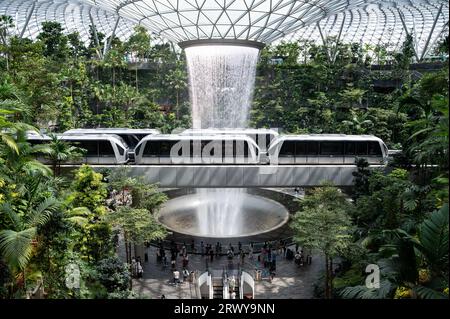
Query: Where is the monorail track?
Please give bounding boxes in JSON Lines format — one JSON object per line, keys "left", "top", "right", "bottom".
{"left": 59, "top": 164, "right": 388, "bottom": 188}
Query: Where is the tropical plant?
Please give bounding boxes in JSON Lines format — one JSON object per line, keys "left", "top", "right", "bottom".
{"left": 291, "top": 182, "right": 354, "bottom": 298}
{"left": 0, "top": 197, "right": 61, "bottom": 292}
{"left": 45, "top": 133, "right": 84, "bottom": 176}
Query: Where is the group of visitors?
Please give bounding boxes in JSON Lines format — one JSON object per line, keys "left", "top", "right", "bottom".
{"left": 259, "top": 242, "right": 277, "bottom": 278}
{"left": 155, "top": 241, "right": 192, "bottom": 286}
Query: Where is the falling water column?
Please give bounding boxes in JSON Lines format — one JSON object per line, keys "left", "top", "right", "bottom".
{"left": 182, "top": 40, "right": 262, "bottom": 129}
{"left": 180, "top": 40, "right": 263, "bottom": 237}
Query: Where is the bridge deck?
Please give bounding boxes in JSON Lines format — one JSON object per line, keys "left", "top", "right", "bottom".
{"left": 61, "top": 165, "right": 385, "bottom": 187}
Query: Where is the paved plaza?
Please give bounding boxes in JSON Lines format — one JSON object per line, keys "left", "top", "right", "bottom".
{"left": 131, "top": 245, "right": 324, "bottom": 299}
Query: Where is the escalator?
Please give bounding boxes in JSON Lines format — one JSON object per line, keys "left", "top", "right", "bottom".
{"left": 212, "top": 277, "right": 223, "bottom": 299}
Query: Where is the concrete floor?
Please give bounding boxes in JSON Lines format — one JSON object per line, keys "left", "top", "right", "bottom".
{"left": 131, "top": 245, "right": 324, "bottom": 299}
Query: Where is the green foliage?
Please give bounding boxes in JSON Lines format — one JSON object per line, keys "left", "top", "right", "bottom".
{"left": 107, "top": 206, "right": 166, "bottom": 245}
{"left": 332, "top": 265, "right": 364, "bottom": 290}
{"left": 292, "top": 183, "right": 354, "bottom": 256}
{"left": 95, "top": 256, "right": 130, "bottom": 294}
{"left": 37, "top": 22, "right": 69, "bottom": 61}
{"left": 351, "top": 158, "right": 371, "bottom": 200}
{"left": 71, "top": 165, "right": 107, "bottom": 212}
{"left": 416, "top": 204, "right": 449, "bottom": 275}
{"left": 291, "top": 182, "right": 354, "bottom": 298}
{"left": 69, "top": 165, "right": 111, "bottom": 262}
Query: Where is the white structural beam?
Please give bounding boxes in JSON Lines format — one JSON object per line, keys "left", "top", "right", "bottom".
{"left": 397, "top": 7, "right": 420, "bottom": 61}
{"left": 316, "top": 21, "right": 332, "bottom": 63}
{"left": 104, "top": 14, "right": 121, "bottom": 57}
{"left": 19, "top": 0, "right": 36, "bottom": 38}
{"left": 89, "top": 10, "right": 102, "bottom": 58}
{"left": 331, "top": 14, "right": 346, "bottom": 63}
{"left": 420, "top": 3, "right": 443, "bottom": 61}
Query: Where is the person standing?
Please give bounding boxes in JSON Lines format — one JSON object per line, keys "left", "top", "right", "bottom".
{"left": 182, "top": 254, "right": 189, "bottom": 268}
{"left": 215, "top": 242, "right": 220, "bottom": 257}
{"left": 229, "top": 275, "right": 236, "bottom": 293}
{"left": 183, "top": 268, "right": 189, "bottom": 282}
{"left": 209, "top": 248, "right": 214, "bottom": 262}
{"left": 200, "top": 241, "right": 205, "bottom": 256}
{"left": 240, "top": 249, "right": 245, "bottom": 264}
{"left": 173, "top": 269, "right": 180, "bottom": 285}
{"left": 137, "top": 260, "right": 144, "bottom": 278}
{"left": 131, "top": 258, "right": 137, "bottom": 278}
{"left": 190, "top": 239, "right": 195, "bottom": 253}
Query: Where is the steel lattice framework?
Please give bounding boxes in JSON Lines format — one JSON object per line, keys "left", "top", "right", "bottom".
{"left": 0, "top": 0, "right": 448, "bottom": 58}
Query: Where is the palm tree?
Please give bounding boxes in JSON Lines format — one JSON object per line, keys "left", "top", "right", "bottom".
{"left": 0, "top": 197, "right": 61, "bottom": 293}
{"left": 0, "top": 129, "right": 52, "bottom": 179}
{"left": 46, "top": 133, "right": 83, "bottom": 176}
{"left": 340, "top": 204, "right": 448, "bottom": 299}
{"left": 408, "top": 94, "right": 449, "bottom": 171}
{"left": 341, "top": 109, "right": 374, "bottom": 135}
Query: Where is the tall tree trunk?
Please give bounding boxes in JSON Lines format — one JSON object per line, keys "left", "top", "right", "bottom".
{"left": 324, "top": 253, "right": 329, "bottom": 299}
{"left": 124, "top": 231, "right": 129, "bottom": 264}
{"left": 135, "top": 68, "right": 139, "bottom": 92}
{"left": 176, "top": 90, "right": 179, "bottom": 119}
{"left": 128, "top": 242, "right": 132, "bottom": 263}
{"left": 329, "top": 257, "right": 333, "bottom": 298}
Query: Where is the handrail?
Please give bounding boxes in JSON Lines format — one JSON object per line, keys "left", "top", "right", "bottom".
{"left": 208, "top": 273, "right": 213, "bottom": 299}
{"left": 151, "top": 236, "right": 295, "bottom": 255}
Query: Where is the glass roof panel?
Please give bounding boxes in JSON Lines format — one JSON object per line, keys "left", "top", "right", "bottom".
{"left": 0, "top": 0, "right": 447, "bottom": 59}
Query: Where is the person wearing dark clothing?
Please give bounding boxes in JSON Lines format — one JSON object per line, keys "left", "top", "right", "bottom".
{"left": 209, "top": 249, "right": 214, "bottom": 262}
{"left": 215, "top": 242, "right": 220, "bottom": 257}
{"left": 200, "top": 241, "right": 205, "bottom": 256}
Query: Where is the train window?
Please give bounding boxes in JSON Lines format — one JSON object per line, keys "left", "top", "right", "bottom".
{"left": 368, "top": 142, "right": 382, "bottom": 155}
{"left": 77, "top": 141, "right": 98, "bottom": 157}
{"left": 136, "top": 134, "right": 147, "bottom": 140}
{"left": 234, "top": 140, "right": 250, "bottom": 157}
{"left": 190, "top": 141, "right": 197, "bottom": 158}
{"left": 320, "top": 141, "right": 344, "bottom": 155}
{"left": 345, "top": 142, "right": 355, "bottom": 155}
{"left": 201, "top": 140, "right": 213, "bottom": 157}
{"left": 306, "top": 141, "right": 319, "bottom": 155}
{"left": 223, "top": 140, "right": 233, "bottom": 157}
{"left": 159, "top": 141, "right": 175, "bottom": 157}
{"left": 28, "top": 139, "right": 45, "bottom": 145}
{"left": 266, "top": 135, "right": 272, "bottom": 150}
{"left": 356, "top": 142, "right": 368, "bottom": 155}
{"left": 99, "top": 141, "right": 115, "bottom": 156}
{"left": 143, "top": 141, "right": 159, "bottom": 157}
{"left": 243, "top": 141, "right": 249, "bottom": 157}
{"left": 119, "top": 135, "right": 138, "bottom": 148}
{"left": 134, "top": 144, "right": 141, "bottom": 156}
{"left": 280, "top": 141, "right": 295, "bottom": 156}
{"left": 295, "top": 142, "right": 306, "bottom": 156}
{"left": 118, "top": 145, "right": 125, "bottom": 156}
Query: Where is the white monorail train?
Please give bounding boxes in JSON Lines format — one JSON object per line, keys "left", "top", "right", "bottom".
{"left": 26, "top": 133, "right": 129, "bottom": 164}
{"left": 26, "top": 130, "right": 390, "bottom": 166}
{"left": 268, "top": 134, "right": 388, "bottom": 165}
{"left": 180, "top": 128, "right": 278, "bottom": 152}
{"left": 134, "top": 134, "right": 260, "bottom": 164}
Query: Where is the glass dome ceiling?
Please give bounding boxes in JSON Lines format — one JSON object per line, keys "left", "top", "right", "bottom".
{"left": 1, "top": 0, "right": 448, "bottom": 58}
